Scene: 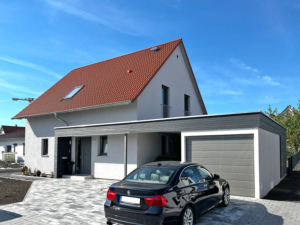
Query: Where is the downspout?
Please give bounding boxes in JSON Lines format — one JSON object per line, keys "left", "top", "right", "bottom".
{"left": 54, "top": 113, "right": 68, "bottom": 126}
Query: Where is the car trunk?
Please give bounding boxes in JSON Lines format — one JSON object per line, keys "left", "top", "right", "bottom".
{"left": 110, "top": 182, "right": 169, "bottom": 211}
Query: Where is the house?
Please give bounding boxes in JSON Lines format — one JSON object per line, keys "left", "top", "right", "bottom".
{"left": 13, "top": 39, "right": 286, "bottom": 199}
{"left": 0, "top": 125, "right": 25, "bottom": 163}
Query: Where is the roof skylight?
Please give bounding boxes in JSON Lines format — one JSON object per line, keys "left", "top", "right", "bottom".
{"left": 63, "top": 86, "right": 84, "bottom": 100}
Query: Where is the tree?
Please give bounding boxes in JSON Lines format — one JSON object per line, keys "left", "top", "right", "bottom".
{"left": 265, "top": 101, "right": 300, "bottom": 158}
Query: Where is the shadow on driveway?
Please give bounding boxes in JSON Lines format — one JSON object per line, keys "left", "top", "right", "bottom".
{"left": 195, "top": 197, "right": 284, "bottom": 225}
{"left": 264, "top": 171, "right": 300, "bottom": 202}
{"left": 0, "top": 209, "right": 22, "bottom": 223}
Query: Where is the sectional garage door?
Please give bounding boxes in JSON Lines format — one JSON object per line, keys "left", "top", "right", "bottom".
{"left": 186, "top": 134, "right": 255, "bottom": 197}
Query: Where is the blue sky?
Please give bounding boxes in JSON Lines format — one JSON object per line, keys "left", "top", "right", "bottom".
{"left": 0, "top": 0, "right": 299, "bottom": 126}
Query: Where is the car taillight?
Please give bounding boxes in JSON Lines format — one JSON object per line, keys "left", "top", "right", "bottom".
{"left": 144, "top": 195, "right": 167, "bottom": 207}
{"left": 107, "top": 189, "right": 116, "bottom": 200}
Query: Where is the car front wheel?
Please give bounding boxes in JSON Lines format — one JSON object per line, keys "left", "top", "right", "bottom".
{"left": 181, "top": 205, "right": 194, "bottom": 225}
{"left": 221, "top": 186, "right": 230, "bottom": 207}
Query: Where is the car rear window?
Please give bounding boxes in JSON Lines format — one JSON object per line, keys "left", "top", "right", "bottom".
{"left": 124, "top": 167, "right": 178, "bottom": 184}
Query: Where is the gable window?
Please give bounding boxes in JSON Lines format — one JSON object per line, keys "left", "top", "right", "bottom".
{"left": 23, "top": 143, "right": 25, "bottom": 156}
{"left": 41, "top": 139, "right": 48, "bottom": 156}
{"left": 63, "top": 85, "right": 84, "bottom": 100}
{"left": 162, "top": 85, "right": 169, "bottom": 118}
{"left": 99, "top": 136, "right": 108, "bottom": 156}
{"left": 184, "top": 95, "right": 190, "bottom": 116}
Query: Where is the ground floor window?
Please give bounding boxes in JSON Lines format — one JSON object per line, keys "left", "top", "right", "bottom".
{"left": 99, "top": 136, "right": 108, "bottom": 156}
{"left": 13, "top": 143, "right": 17, "bottom": 152}
{"left": 41, "top": 139, "right": 48, "bottom": 156}
{"left": 6, "top": 146, "right": 11, "bottom": 152}
{"left": 23, "top": 143, "right": 25, "bottom": 156}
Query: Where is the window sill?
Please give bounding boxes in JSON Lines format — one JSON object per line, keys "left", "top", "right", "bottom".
{"left": 97, "top": 155, "right": 108, "bottom": 157}
{"left": 41, "top": 155, "right": 49, "bottom": 157}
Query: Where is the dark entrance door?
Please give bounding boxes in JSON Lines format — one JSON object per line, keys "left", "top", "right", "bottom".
{"left": 76, "top": 137, "right": 91, "bottom": 174}
{"left": 57, "top": 137, "right": 72, "bottom": 178}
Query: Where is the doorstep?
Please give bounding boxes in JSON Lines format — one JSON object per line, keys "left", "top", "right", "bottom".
{"left": 62, "top": 174, "right": 93, "bottom": 180}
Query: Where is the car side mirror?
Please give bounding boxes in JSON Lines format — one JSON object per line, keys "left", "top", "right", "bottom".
{"left": 214, "top": 174, "right": 220, "bottom": 180}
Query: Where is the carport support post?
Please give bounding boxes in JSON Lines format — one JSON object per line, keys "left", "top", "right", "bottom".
{"left": 124, "top": 134, "right": 128, "bottom": 177}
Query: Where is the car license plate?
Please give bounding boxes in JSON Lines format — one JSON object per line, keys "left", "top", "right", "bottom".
{"left": 120, "top": 196, "right": 140, "bottom": 205}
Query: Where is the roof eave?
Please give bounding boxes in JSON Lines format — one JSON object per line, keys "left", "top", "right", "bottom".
{"left": 12, "top": 100, "right": 132, "bottom": 120}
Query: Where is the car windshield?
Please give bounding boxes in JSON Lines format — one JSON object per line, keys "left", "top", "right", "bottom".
{"left": 124, "top": 167, "right": 178, "bottom": 184}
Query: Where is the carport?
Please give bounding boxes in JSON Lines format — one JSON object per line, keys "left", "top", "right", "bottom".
{"left": 54, "top": 111, "right": 286, "bottom": 199}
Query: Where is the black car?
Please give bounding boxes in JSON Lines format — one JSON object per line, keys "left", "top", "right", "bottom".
{"left": 104, "top": 161, "right": 230, "bottom": 225}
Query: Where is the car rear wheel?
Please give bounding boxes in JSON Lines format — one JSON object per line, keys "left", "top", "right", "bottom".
{"left": 221, "top": 186, "right": 230, "bottom": 207}
{"left": 181, "top": 205, "right": 194, "bottom": 225}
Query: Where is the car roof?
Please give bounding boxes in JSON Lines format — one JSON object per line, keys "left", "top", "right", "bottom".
{"left": 143, "top": 161, "right": 200, "bottom": 169}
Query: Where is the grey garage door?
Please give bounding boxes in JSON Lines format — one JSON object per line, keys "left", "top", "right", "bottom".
{"left": 186, "top": 134, "right": 255, "bottom": 197}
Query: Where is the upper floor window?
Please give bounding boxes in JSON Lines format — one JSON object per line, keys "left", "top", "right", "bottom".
{"left": 41, "top": 139, "right": 48, "bottom": 156}
{"left": 184, "top": 95, "right": 190, "bottom": 116}
{"left": 63, "top": 85, "right": 84, "bottom": 100}
{"left": 99, "top": 136, "right": 108, "bottom": 156}
{"left": 162, "top": 85, "right": 169, "bottom": 118}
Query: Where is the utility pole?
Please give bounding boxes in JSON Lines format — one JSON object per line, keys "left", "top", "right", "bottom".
{"left": 12, "top": 98, "right": 35, "bottom": 104}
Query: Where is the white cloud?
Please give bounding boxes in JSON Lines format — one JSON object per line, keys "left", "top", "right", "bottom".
{"left": 221, "top": 90, "right": 243, "bottom": 95}
{"left": 256, "top": 96, "right": 281, "bottom": 104}
{"left": 44, "top": 0, "right": 146, "bottom": 36}
{"left": 0, "top": 56, "right": 61, "bottom": 79}
{"left": 0, "top": 78, "right": 42, "bottom": 96}
{"left": 262, "top": 76, "right": 280, "bottom": 86}
{"left": 230, "top": 58, "right": 259, "bottom": 74}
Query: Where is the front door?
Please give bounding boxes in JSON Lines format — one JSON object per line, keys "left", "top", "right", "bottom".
{"left": 57, "top": 137, "right": 72, "bottom": 178}
{"left": 76, "top": 137, "right": 91, "bottom": 174}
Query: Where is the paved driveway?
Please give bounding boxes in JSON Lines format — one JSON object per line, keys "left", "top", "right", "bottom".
{"left": 0, "top": 175, "right": 300, "bottom": 225}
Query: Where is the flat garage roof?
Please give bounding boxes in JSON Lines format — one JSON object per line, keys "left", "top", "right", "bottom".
{"left": 54, "top": 110, "right": 285, "bottom": 137}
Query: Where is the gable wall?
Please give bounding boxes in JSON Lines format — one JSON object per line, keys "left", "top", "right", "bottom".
{"left": 136, "top": 45, "right": 203, "bottom": 120}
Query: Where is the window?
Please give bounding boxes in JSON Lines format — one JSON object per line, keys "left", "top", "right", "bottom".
{"left": 6, "top": 146, "right": 11, "bottom": 152}
{"left": 180, "top": 167, "right": 200, "bottom": 186}
{"left": 124, "top": 167, "right": 177, "bottom": 184}
{"left": 42, "top": 139, "right": 48, "bottom": 156}
{"left": 13, "top": 143, "right": 17, "bottom": 152}
{"left": 63, "top": 86, "right": 84, "bottom": 100}
{"left": 162, "top": 85, "right": 169, "bottom": 118}
{"left": 162, "top": 136, "right": 168, "bottom": 155}
{"left": 23, "top": 143, "right": 25, "bottom": 156}
{"left": 184, "top": 95, "right": 190, "bottom": 116}
{"left": 99, "top": 136, "right": 108, "bottom": 156}
{"left": 196, "top": 167, "right": 212, "bottom": 181}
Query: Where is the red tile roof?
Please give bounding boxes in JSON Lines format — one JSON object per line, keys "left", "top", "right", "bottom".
{"left": 0, "top": 129, "right": 25, "bottom": 140}
{"left": 1, "top": 126, "right": 25, "bottom": 134}
{"left": 13, "top": 39, "right": 182, "bottom": 119}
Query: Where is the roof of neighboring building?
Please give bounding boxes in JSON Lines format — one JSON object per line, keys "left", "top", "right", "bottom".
{"left": 13, "top": 38, "right": 206, "bottom": 119}
{"left": 0, "top": 129, "right": 25, "bottom": 140}
{"left": 1, "top": 125, "right": 25, "bottom": 134}
{"left": 280, "top": 105, "right": 293, "bottom": 115}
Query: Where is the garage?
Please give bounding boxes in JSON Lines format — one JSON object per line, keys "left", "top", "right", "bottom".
{"left": 186, "top": 134, "right": 255, "bottom": 197}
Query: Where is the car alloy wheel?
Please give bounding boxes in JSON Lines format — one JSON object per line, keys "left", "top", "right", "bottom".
{"left": 224, "top": 187, "right": 230, "bottom": 206}
{"left": 183, "top": 207, "right": 194, "bottom": 225}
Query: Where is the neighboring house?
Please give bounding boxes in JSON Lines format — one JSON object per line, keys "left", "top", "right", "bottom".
{"left": 13, "top": 39, "right": 286, "bottom": 199}
{"left": 280, "top": 105, "right": 293, "bottom": 115}
{"left": 0, "top": 125, "right": 25, "bottom": 163}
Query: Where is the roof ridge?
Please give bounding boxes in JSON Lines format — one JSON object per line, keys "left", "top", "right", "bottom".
{"left": 72, "top": 38, "right": 182, "bottom": 71}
